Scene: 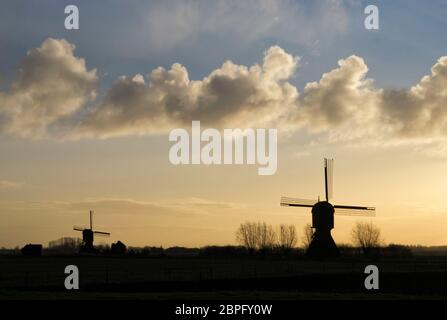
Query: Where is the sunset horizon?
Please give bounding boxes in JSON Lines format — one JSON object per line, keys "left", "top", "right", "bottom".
{"left": 3, "top": 0, "right": 447, "bottom": 309}
{"left": 1, "top": 1, "right": 447, "bottom": 249}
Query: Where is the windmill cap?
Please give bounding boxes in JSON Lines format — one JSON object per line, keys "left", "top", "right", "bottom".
{"left": 312, "top": 201, "right": 334, "bottom": 213}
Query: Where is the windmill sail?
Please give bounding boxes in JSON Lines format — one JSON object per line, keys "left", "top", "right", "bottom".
{"left": 281, "top": 197, "right": 375, "bottom": 216}
{"left": 280, "top": 158, "right": 376, "bottom": 258}
{"left": 280, "top": 158, "right": 375, "bottom": 216}
{"left": 73, "top": 210, "right": 111, "bottom": 253}
{"left": 280, "top": 197, "right": 317, "bottom": 207}
{"left": 73, "top": 210, "right": 111, "bottom": 235}
{"left": 94, "top": 231, "right": 111, "bottom": 236}
{"left": 334, "top": 208, "right": 376, "bottom": 216}
{"left": 334, "top": 204, "right": 375, "bottom": 216}
{"left": 324, "top": 158, "right": 333, "bottom": 201}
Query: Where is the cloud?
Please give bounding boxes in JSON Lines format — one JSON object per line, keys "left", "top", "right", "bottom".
{"left": 296, "top": 55, "right": 378, "bottom": 131}
{"left": 0, "top": 38, "right": 97, "bottom": 137}
{"left": 55, "top": 197, "right": 237, "bottom": 216}
{"left": 165, "top": 197, "right": 238, "bottom": 212}
{"left": 379, "top": 57, "right": 447, "bottom": 139}
{"left": 74, "top": 45, "right": 298, "bottom": 138}
{"left": 1, "top": 38, "right": 447, "bottom": 154}
{"left": 0, "top": 180, "right": 23, "bottom": 189}
{"left": 57, "top": 198, "right": 195, "bottom": 217}
{"left": 294, "top": 54, "right": 447, "bottom": 145}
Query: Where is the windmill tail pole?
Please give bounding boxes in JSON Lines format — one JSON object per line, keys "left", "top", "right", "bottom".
{"left": 324, "top": 159, "right": 328, "bottom": 202}
{"left": 90, "top": 210, "right": 93, "bottom": 230}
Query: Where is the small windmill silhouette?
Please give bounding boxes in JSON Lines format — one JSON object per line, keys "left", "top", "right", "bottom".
{"left": 73, "top": 210, "right": 110, "bottom": 253}
{"left": 281, "top": 158, "right": 375, "bottom": 258}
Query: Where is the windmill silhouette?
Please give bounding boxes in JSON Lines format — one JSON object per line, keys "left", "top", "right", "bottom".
{"left": 281, "top": 158, "right": 375, "bottom": 258}
{"left": 73, "top": 210, "right": 110, "bottom": 253}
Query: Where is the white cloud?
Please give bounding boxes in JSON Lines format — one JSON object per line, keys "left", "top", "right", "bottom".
{"left": 296, "top": 55, "right": 378, "bottom": 131}
{"left": 1, "top": 38, "right": 447, "bottom": 155}
{"left": 74, "top": 45, "right": 299, "bottom": 138}
{"left": 379, "top": 56, "right": 447, "bottom": 139}
{"left": 0, "top": 38, "right": 97, "bottom": 138}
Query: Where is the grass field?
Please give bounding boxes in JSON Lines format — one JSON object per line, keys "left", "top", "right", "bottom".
{"left": 1, "top": 255, "right": 447, "bottom": 299}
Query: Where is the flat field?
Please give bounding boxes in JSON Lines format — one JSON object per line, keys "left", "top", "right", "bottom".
{"left": 1, "top": 255, "right": 446, "bottom": 299}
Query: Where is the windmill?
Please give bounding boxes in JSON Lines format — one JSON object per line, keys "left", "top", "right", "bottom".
{"left": 73, "top": 210, "right": 110, "bottom": 253}
{"left": 280, "top": 158, "right": 375, "bottom": 258}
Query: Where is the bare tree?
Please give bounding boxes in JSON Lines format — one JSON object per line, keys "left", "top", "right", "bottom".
{"left": 351, "top": 221, "right": 382, "bottom": 255}
{"left": 236, "top": 222, "right": 258, "bottom": 252}
{"left": 301, "top": 223, "right": 314, "bottom": 249}
{"left": 256, "top": 222, "right": 276, "bottom": 252}
{"left": 236, "top": 221, "right": 278, "bottom": 253}
{"left": 278, "top": 224, "right": 297, "bottom": 252}
{"left": 48, "top": 237, "right": 82, "bottom": 254}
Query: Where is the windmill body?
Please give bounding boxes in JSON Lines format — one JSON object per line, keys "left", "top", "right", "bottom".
{"left": 81, "top": 229, "right": 95, "bottom": 252}
{"left": 308, "top": 201, "right": 338, "bottom": 258}
{"left": 281, "top": 159, "right": 375, "bottom": 259}
{"left": 73, "top": 210, "right": 110, "bottom": 253}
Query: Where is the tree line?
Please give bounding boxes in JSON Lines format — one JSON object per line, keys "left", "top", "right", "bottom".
{"left": 235, "top": 222, "right": 299, "bottom": 253}
{"left": 236, "top": 221, "right": 383, "bottom": 255}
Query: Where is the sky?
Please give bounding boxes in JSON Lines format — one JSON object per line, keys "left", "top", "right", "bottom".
{"left": 1, "top": 0, "right": 447, "bottom": 248}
